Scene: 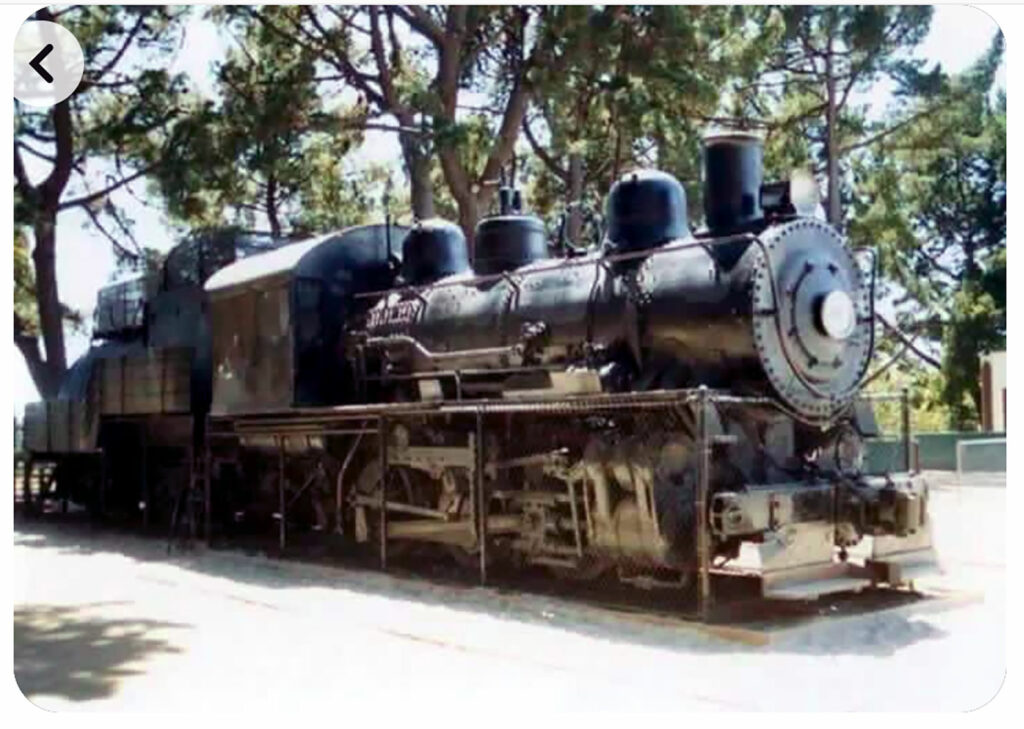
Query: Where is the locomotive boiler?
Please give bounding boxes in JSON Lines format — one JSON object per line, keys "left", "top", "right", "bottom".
{"left": 367, "top": 137, "right": 870, "bottom": 422}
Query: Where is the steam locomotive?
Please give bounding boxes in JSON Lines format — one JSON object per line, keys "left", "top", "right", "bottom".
{"left": 23, "top": 132, "right": 935, "bottom": 602}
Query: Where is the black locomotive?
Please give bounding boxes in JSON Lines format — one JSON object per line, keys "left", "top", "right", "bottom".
{"left": 23, "top": 132, "right": 935, "bottom": 603}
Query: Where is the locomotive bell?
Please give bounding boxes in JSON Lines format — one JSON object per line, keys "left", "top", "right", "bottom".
{"left": 605, "top": 169, "right": 689, "bottom": 252}
{"left": 401, "top": 219, "right": 471, "bottom": 285}
{"left": 702, "top": 131, "right": 764, "bottom": 234}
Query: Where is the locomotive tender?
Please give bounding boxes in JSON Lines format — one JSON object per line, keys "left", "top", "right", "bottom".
{"left": 24, "top": 132, "right": 935, "bottom": 604}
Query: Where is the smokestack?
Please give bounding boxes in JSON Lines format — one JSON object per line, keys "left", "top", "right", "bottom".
{"left": 702, "top": 131, "right": 764, "bottom": 235}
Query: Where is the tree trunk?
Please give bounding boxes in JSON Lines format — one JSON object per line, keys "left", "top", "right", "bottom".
{"left": 824, "top": 49, "right": 841, "bottom": 227}
{"left": 969, "top": 379, "right": 983, "bottom": 425}
{"left": 435, "top": 142, "right": 479, "bottom": 250}
{"left": 400, "top": 131, "right": 435, "bottom": 220}
{"left": 15, "top": 85, "right": 74, "bottom": 401}
{"left": 266, "top": 174, "right": 282, "bottom": 238}
{"left": 567, "top": 152, "right": 584, "bottom": 245}
{"left": 440, "top": 74, "right": 532, "bottom": 249}
{"left": 14, "top": 328, "right": 52, "bottom": 401}
{"left": 30, "top": 213, "right": 66, "bottom": 398}
{"left": 457, "top": 193, "right": 480, "bottom": 252}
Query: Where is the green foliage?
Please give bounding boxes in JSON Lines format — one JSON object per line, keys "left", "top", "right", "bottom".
{"left": 217, "top": 4, "right": 443, "bottom": 219}
{"left": 750, "top": 6, "right": 935, "bottom": 224}
{"left": 866, "top": 363, "right": 953, "bottom": 435}
{"left": 14, "top": 228, "right": 37, "bottom": 335}
{"left": 848, "top": 35, "right": 1005, "bottom": 428}
{"left": 291, "top": 160, "right": 397, "bottom": 235}
{"left": 941, "top": 283, "right": 1003, "bottom": 429}
{"left": 14, "top": 5, "right": 190, "bottom": 395}
{"left": 53, "top": 6, "right": 190, "bottom": 171}
{"left": 524, "top": 5, "right": 779, "bottom": 223}
{"left": 112, "top": 245, "right": 166, "bottom": 279}
{"left": 153, "top": 9, "right": 369, "bottom": 237}
{"left": 15, "top": 6, "right": 190, "bottom": 221}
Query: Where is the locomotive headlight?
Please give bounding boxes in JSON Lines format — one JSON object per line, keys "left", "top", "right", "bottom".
{"left": 789, "top": 169, "right": 822, "bottom": 217}
{"left": 817, "top": 290, "right": 857, "bottom": 340}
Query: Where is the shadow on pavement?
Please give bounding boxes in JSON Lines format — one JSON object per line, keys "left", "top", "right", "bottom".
{"left": 14, "top": 518, "right": 947, "bottom": 658}
{"left": 14, "top": 602, "right": 189, "bottom": 705}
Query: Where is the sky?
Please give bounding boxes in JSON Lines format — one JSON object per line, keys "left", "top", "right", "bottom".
{"left": 11, "top": 5, "right": 1007, "bottom": 414}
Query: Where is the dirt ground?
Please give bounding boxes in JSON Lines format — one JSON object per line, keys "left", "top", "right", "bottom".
{"left": 12, "top": 471, "right": 1006, "bottom": 712}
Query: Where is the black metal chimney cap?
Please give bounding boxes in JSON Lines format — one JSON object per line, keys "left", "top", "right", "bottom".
{"left": 702, "top": 131, "right": 765, "bottom": 234}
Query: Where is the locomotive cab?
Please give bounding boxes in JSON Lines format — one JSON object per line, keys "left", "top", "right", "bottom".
{"left": 204, "top": 224, "right": 407, "bottom": 413}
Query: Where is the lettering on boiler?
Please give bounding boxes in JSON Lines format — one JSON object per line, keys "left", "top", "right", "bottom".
{"left": 366, "top": 300, "right": 423, "bottom": 329}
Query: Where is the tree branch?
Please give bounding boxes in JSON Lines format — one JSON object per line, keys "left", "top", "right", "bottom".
{"left": 521, "top": 115, "right": 567, "bottom": 182}
{"left": 91, "top": 11, "right": 147, "bottom": 84}
{"left": 80, "top": 204, "right": 141, "bottom": 262}
{"left": 877, "top": 313, "right": 943, "bottom": 369}
{"left": 57, "top": 163, "right": 159, "bottom": 211}
{"left": 13, "top": 143, "right": 35, "bottom": 199}
{"left": 478, "top": 75, "right": 531, "bottom": 189}
{"left": 19, "top": 127, "right": 57, "bottom": 143}
{"left": 838, "top": 94, "right": 966, "bottom": 156}
{"left": 324, "top": 4, "right": 371, "bottom": 36}
{"left": 393, "top": 5, "right": 444, "bottom": 46}
{"left": 767, "top": 101, "right": 828, "bottom": 132}
{"left": 34, "top": 7, "right": 73, "bottom": 205}
{"left": 104, "top": 201, "right": 142, "bottom": 255}
{"left": 367, "top": 6, "right": 397, "bottom": 108}
{"left": 298, "top": 6, "right": 387, "bottom": 108}
{"left": 16, "top": 140, "right": 57, "bottom": 164}
{"left": 42, "top": 99, "right": 74, "bottom": 204}
{"left": 14, "top": 312, "right": 49, "bottom": 396}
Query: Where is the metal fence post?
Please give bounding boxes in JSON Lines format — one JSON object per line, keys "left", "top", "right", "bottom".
{"left": 475, "top": 410, "right": 487, "bottom": 585}
{"left": 901, "top": 386, "right": 912, "bottom": 473}
{"left": 141, "top": 423, "right": 149, "bottom": 528}
{"left": 378, "top": 416, "right": 388, "bottom": 570}
{"left": 203, "top": 420, "right": 212, "bottom": 545}
{"left": 98, "top": 450, "right": 106, "bottom": 518}
{"left": 695, "top": 386, "right": 712, "bottom": 619}
{"left": 278, "top": 436, "right": 286, "bottom": 551}
{"left": 23, "top": 456, "right": 34, "bottom": 514}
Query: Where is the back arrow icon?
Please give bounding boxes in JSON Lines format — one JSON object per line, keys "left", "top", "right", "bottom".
{"left": 30, "top": 44, "right": 54, "bottom": 83}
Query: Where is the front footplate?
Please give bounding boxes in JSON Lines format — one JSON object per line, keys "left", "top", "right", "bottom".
{"left": 711, "top": 472, "right": 938, "bottom": 599}
{"left": 849, "top": 471, "right": 939, "bottom": 588}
